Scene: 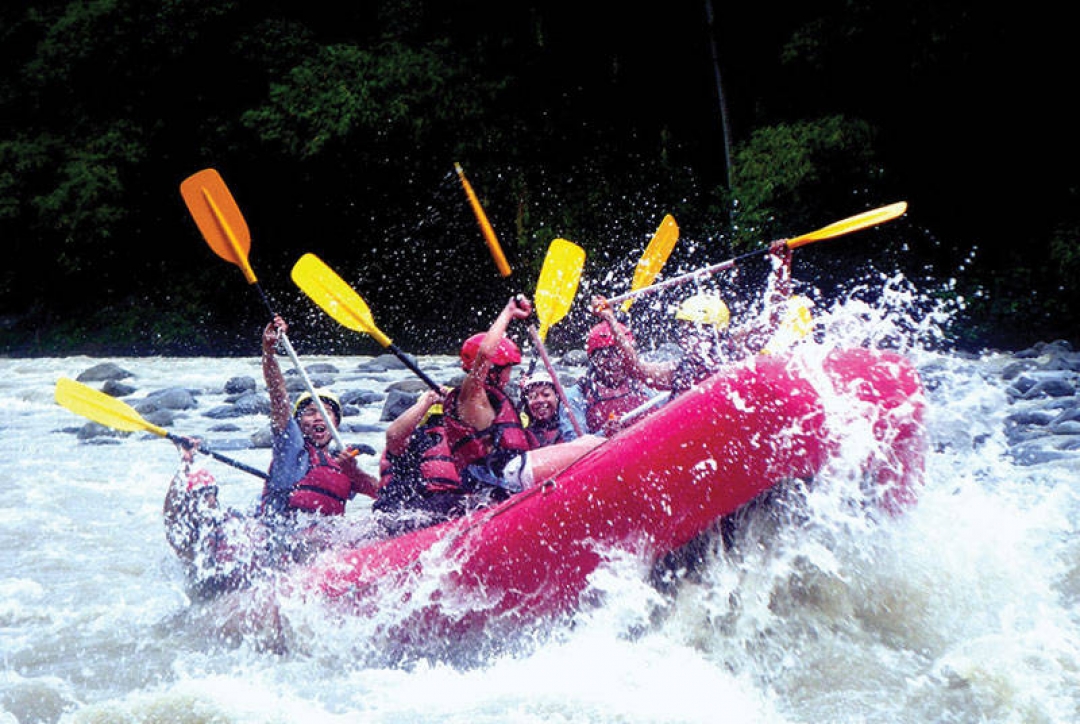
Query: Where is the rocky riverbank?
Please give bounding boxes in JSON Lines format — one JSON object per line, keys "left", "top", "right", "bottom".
{"left": 998, "top": 340, "right": 1080, "bottom": 465}
{"left": 60, "top": 341, "right": 1080, "bottom": 469}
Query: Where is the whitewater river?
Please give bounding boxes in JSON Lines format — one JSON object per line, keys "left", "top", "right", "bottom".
{"left": 2, "top": 288, "right": 1079, "bottom": 724}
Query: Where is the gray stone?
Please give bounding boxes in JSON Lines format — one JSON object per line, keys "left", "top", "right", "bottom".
{"left": 223, "top": 376, "right": 256, "bottom": 394}
{"left": 102, "top": 379, "right": 137, "bottom": 397}
{"left": 150, "top": 387, "right": 198, "bottom": 410}
{"left": 76, "top": 362, "right": 132, "bottom": 382}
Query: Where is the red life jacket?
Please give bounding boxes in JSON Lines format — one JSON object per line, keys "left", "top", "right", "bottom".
{"left": 377, "top": 413, "right": 462, "bottom": 495}
{"left": 443, "top": 385, "right": 533, "bottom": 471}
{"left": 581, "top": 379, "right": 652, "bottom": 434}
{"left": 286, "top": 445, "right": 355, "bottom": 516}
{"left": 525, "top": 417, "right": 564, "bottom": 447}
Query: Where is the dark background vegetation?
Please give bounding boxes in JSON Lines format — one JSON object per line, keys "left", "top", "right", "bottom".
{"left": 2, "top": 1, "right": 1076, "bottom": 357}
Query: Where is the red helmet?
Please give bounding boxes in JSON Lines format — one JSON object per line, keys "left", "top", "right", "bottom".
{"left": 586, "top": 321, "right": 632, "bottom": 355}
{"left": 460, "top": 333, "right": 522, "bottom": 371}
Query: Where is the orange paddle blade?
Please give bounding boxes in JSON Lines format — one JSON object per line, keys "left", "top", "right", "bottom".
{"left": 180, "top": 168, "right": 257, "bottom": 284}
{"left": 455, "top": 162, "right": 511, "bottom": 277}
{"left": 786, "top": 202, "right": 908, "bottom": 250}
{"left": 622, "top": 214, "right": 679, "bottom": 311}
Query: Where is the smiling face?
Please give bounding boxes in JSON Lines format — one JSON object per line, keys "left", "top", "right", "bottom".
{"left": 296, "top": 401, "right": 339, "bottom": 447}
{"left": 524, "top": 383, "right": 558, "bottom": 423}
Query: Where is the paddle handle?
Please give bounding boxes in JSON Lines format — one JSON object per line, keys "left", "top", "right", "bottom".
{"left": 166, "top": 433, "right": 269, "bottom": 480}
{"left": 387, "top": 342, "right": 441, "bottom": 391}
{"left": 527, "top": 324, "right": 585, "bottom": 438}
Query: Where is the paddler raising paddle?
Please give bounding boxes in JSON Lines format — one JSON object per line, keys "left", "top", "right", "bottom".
{"left": 258, "top": 315, "right": 379, "bottom": 519}
{"left": 589, "top": 239, "right": 796, "bottom": 400}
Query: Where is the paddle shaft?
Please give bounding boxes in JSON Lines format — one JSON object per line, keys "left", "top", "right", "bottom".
{"left": 54, "top": 377, "right": 270, "bottom": 480}
{"left": 388, "top": 341, "right": 442, "bottom": 391}
{"left": 250, "top": 282, "right": 347, "bottom": 452}
{"left": 606, "top": 248, "right": 761, "bottom": 306}
{"left": 618, "top": 391, "right": 670, "bottom": 426}
{"left": 609, "top": 201, "right": 908, "bottom": 306}
{"left": 526, "top": 324, "right": 584, "bottom": 437}
{"left": 168, "top": 433, "right": 269, "bottom": 480}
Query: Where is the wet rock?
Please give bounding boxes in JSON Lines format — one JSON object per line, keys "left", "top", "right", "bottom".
{"left": 102, "top": 379, "right": 137, "bottom": 397}
{"left": 142, "top": 409, "right": 176, "bottom": 427}
{"left": 251, "top": 426, "right": 273, "bottom": 449}
{"left": 227, "top": 391, "right": 271, "bottom": 416}
{"left": 224, "top": 376, "right": 256, "bottom": 394}
{"left": 560, "top": 349, "right": 588, "bottom": 367}
{"left": 1018, "top": 377, "right": 1079, "bottom": 399}
{"left": 202, "top": 403, "right": 253, "bottom": 420}
{"left": 77, "top": 421, "right": 125, "bottom": 440}
{"left": 76, "top": 362, "right": 132, "bottom": 382}
{"left": 999, "top": 340, "right": 1080, "bottom": 466}
{"left": 380, "top": 388, "right": 421, "bottom": 421}
{"left": 1001, "top": 360, "right": 1037, "bottom": 380}
{"left": 340, "top": 389, "right": 384, "bottom": 406}
{"left": 149, "top": 387, "right": 199, "bottom": 410}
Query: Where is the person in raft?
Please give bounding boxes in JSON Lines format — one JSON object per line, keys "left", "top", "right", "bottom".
{"left": 517, "top": 368, "right": 578, "bottom": 447}
{"left": 374, "top": 296, "right": 604, "bottom": 533}
{"left": 563, "top": 317, "right": 657, "bottom": 437}
{"left": 258, "top": 315, "right": 379, "bottom": 520}
{"left": 163, "top": 441, "right": 277, "bottom": 599}
{"left": 371, "top": 385, "right": 462, "bottom": 534}
{"left": 444, "top": 295, "right": 603, "bottom": 492}
{"left": 588, "top": 238, "right": 796, "bottom": 398}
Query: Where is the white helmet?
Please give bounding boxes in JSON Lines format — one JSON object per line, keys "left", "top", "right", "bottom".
{"left": 519, "top": 370, "right": 556, "bottom": 392}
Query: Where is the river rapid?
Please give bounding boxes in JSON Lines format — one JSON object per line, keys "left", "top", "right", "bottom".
{"left": 2, "top": 281, "right": 1079, "bottom": 724}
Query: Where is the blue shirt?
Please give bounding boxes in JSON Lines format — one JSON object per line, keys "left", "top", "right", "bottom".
{"left": 260, "top": 418, "right": 311, "bottom": 514}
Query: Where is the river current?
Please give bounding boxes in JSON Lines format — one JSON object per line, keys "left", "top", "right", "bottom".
{"left": 2, "top": 284, "right": 1079, "bottom": 724}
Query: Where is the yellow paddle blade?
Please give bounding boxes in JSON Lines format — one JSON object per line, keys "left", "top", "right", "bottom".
{"left": 534, "top": 238, "right": 585, "bottom": 342}
{"left": 455, "top": 162, "right": 511, "bottom": 278}
{"left": 180, "top": 168, "right": 258, "bottom": 284}
{"left": 55, "top": 377, "right": 166, "bottom": 437}
{"left": 622, "top": 214, "right": 679, "bottom": 312}
{"left": 786, "top": 201, "right": 908, "bottom": 250}
{"left": 291, "top": 253, "right": 393, "bottom": 348}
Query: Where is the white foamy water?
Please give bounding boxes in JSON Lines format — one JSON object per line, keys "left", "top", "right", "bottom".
{"left": 2, "top": 288, "right": 1079, "bottom": 724}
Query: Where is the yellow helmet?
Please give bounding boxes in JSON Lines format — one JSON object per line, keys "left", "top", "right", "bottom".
{"left": 761, "top": 295, "right": 815, "bottom": 355}
{"left": 292, "top": 390, "right": 343, "bottom": 421}
{"left": 781, "top": 295, "right": 814, "bottom": 338}
{"left": 674, "top": 293, "right": 730, "bottom": 330}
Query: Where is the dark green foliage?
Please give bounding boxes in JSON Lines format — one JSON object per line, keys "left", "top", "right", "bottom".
{"left": 725, "top": 115, "right": 881, "bottom": 249}
{"left": 0, "top": 1, "right": 1075, "bottom": 355}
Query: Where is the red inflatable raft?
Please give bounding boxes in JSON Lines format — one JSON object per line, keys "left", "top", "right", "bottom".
{"left": 218, "top": 346, "right": 926, "bottom": 646}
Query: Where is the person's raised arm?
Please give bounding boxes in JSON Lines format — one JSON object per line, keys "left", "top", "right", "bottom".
{"left": 741, "top": 240, "right": 793, "bottom": 354}
{"left": 458, "top": 296, "right": 532, "bottom": 425}
{"left": 385, "top": 387, "right": 447, "bottom": 456}
{"left": 262, "top": 315, "right": 292, "bottom": 434}
{"left": 591, "top": 295, "right": 675, "bottom": 390}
